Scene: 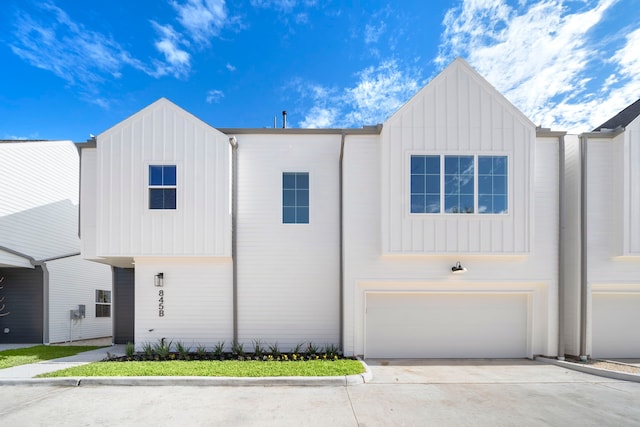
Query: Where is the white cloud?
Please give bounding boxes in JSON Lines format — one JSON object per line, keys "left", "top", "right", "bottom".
{"left": 435, "top": 0, "right": 640, "bottom": 132}
{"left": 9, "top": 3, "right": 149, "bottom": 105}
{"left": 364, "top": 21, "right": 386, "bottom": 44}
{"left": 226, "top": 63, "right": 236, "bottom": 71}
{"left": 170, "top": 0, "right": 228, "bottom": 45}
{"left": 206, "top": 89, "right": 225, "bottom": 103}
{"left": 151, "top": 21, "right": 191, "bottom": 78}
{"left": 293, "top": 59, "right": 420, "bottom": 128}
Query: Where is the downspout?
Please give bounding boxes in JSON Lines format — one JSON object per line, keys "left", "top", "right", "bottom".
{"left": 229, "top": 136, "right": 239, "bottom": 347}
{"left": 557, "top": 134, "right": 566, "bottom": 360}
{"left": 579, "top": 134, "right": 588, "bottom": 360}
{"left": 338, "top": 132, "right": 346, "bottom": 353}
{"left": 37, "top": 262, "right": 50, "bottom": 345}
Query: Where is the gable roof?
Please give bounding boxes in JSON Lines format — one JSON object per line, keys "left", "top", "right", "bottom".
{"left": 593, "top": 98, "right": 640, "bottom": 131}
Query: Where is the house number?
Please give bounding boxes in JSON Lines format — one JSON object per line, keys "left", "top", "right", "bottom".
{"left": 158, "top": 289, "right": 165, "bottom": 317}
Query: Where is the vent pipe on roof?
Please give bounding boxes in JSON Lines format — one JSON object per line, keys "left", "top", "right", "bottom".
{"left": 282, "top": 110, "right": 287, "bottom": 128}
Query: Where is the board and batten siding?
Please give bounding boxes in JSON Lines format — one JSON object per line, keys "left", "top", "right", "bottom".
{"left": 95, "top": 98, "right": 231, "bottom": 259}
{"left": 80, "top": 147, "right": 99, "bottom": 261}
{"left": 47, "top": 256, "right": 112, "bottom": 343}
{"left": 134, "top": 258, "right": 233, "bottom": 350}
{"left": 622, "top": 117, "right": 640, "bottom": 255}
{"left": 235, "top": 134, "right": 341, "bottom": 350}
{"left": 381, "top": 58, "right": 534, "bottom": 255}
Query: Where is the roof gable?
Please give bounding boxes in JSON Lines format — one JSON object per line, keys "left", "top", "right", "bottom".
{"left": 593, "top": 98, "right": 640, "bottom": 131}
{"left": 385, "top": 58, "right": 535, "bottom": 129}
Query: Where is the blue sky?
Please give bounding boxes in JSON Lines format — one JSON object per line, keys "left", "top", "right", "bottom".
{"left": 1, "top": 0, "right": 639, "bottom": 141}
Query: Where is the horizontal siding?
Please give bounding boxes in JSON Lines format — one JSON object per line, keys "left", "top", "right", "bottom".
{"left": 236, "top": 134, "right": 340, "bottom": 350}
{"left": 381, "top": 59, "right": 533, "bottom": 255}
{"left": 0, "top": 141, "right": 80, "bottom": 260}
{"left": 47, "top": 256, "right": 113, "bottom": 343}
{"left": 96, "top": 99, "right": 231, "bottom": 259}
{"left": 134, "top": 258, "right": 233, "bottom": 350}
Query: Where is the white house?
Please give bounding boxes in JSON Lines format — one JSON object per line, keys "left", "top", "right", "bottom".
{"left": 562, "top": 99, "right": 640, "bottom": 359}
{"left": 0, "top": 140, "right": 112, "bottom": 344}
{"left": 79, "top": 58, "right": 570, "bottom": 358}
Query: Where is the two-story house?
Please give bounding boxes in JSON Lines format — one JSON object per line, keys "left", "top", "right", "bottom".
{"left": 80, "top": 58, "right": 565, "bottom": 358}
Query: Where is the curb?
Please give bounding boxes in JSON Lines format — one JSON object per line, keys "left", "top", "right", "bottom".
{"left": 0, "top": 359, "right": 372, "bottom": 387}
{"left": 536, "top": 356, "right": 640, "bottom": 383}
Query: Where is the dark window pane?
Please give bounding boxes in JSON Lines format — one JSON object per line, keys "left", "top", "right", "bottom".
{"left": 163, "top": 166, "right": 176, "bottom": 186}
{"left": 460, "top": 176, "right": 474, "bottom": 195}
{"left": 445, "top": 195, "right": 459, "bottom": 212}
{"left": 411, "top": 175, "right": 425, "bottom": 193}
{"left": 283, "top": 173, "right": 296, "bottom": 189}
{"left": 296, "top": 173, "right": 309, "bottom": 189}
{"left": 283, "top": 207, "right": 296, "bottom": 223}
{"left": 149, "top": 166, "right": 163, "bottom": 185}
{"left": 411, "top": 195, "right": 426, "bottom": 213}
{"left": 459, "top": 195, "right": 474, "bottom": 213}
{"left": 444, "top": 156, "right": 459, "bottom": 174}
{"left": 478, "top": 176, "right": 492, "bottom": 195}
{"left": 297, "top": 189, "right": 309, "bottom": 206}
{"left": 493, "top": 195, "right": 508, "bottom": 214}
{"left": 149, "top": 189, "right": 165, "bottom": 209}
{"left": 444, "top": 175, "right": 458, "bottom": 195}
{"left": 493, "top": 156, "right": 507, "bottom": 174}
{"left": 425, "top": 156, "right": 440, "bottom": 173}
{"left": 493, "top": 176, "right": 507, "bottom": 194}
{"left": 283, "top": 189, "right": 296, "bottom": 206}
{"left": 425, "top": 195, "right": 440, "bottom": 213}
{"left": 478, "top": 195, "right": 492, "bottom": 213}
{"left": 411, "top": 156, "right": 425, "bottom": 174}
{"left": 426, "top": 175, "right": 440, "bottom": 194}
{"left": 164, "top": 189, "right": 176, "bottom": 209}
{"left": 297, "top": 207, "right": 309, "bottom": 223}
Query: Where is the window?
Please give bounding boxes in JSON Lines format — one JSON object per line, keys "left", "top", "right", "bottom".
{"left": 410, "top": 155, "right": 508, "bottom": 214}
{"left": 149, "top": 165, "right": 176, "bottom": 210}
{"left": 95, "top": 290, "right": 111, "bottom": 318}
{"left": 282, "top": 172, "right": 309, "bottom": 224}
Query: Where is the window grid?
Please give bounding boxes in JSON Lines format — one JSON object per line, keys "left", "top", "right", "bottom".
{"left": 282, "top": 172, "right": 309, "bottom": 224}
{"left": 95, "top": 290, "right": 111, "bottom": 318}
{"left": 149, "top": 165, "right": 177, "bottom": 210}
{"left": 410, "top": 155, "right": 508, "bottom": 215}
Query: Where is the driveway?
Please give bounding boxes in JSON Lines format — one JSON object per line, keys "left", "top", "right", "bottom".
{"left": 2, "top": 359, "right": 640, "bottom": 426}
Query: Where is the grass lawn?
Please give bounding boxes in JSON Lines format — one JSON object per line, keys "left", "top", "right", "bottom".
{"left": 0, "top": 346, "right": 103, "bottom": 370}
{"left": 38, "top": 359, "right": 366, "bottom": 378}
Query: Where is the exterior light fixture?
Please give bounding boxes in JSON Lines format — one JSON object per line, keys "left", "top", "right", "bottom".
{"left": 451, "top": 261, "right": 467, "bottom": 274}
{"left": 154, "top": 272, "right": 164, "bottom": 287}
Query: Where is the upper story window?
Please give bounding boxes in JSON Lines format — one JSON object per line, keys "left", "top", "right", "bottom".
{"left": 149, "top": 165, "right": 176, "bottom": 210}
{"left": 282, "top": 172, "right": 309, "bottom": 224}
{"left": 410, "top": 155, "right": 508, "bottom": 215}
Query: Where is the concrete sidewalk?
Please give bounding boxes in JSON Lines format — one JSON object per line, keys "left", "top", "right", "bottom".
{"left": 0, "top": 344, "right": 126, "bottom": 379}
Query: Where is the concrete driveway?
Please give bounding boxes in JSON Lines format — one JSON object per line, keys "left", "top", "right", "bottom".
{"left": 2, "top": 359, "right": 640, "bottom": 426}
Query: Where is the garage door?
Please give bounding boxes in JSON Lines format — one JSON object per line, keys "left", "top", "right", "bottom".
{"left": 365, "top": 292, "right": 529, "bottom": 358}
{"left": 592, "top": 293, "right": 640, "bottom": 358}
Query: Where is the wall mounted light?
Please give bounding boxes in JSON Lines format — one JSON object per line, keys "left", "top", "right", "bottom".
{"left": 154, "top": 272, "right": 164, "bottom": 287}
{"left": 451, "top": 261, "right": 467, "bottom": 274}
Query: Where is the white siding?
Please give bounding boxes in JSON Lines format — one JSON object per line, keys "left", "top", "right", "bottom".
{"left": 623, "top": 117, "right": 640, "bottom": 254}
{"left": 47, "top": 256, "right": 112, "bottom": 343}
{"left": 80, "top": 148, "right": 99, "bottom": 261}
{"left": 236, "top": 134, "right": 340, "bottom": 350}
{"left": 381, "top": 58, "right": 534, "bottom": 255}
{"left": 562, "top": 135, "right": 582, "bottom": 357}
{"left": 0, "top": 141, "right": 80, "bottom": 260}
{"left": 584, "top": 130, "right": 640, "bottom": 357}
{"left": 95, "top": 98, "right": 231, "bottom": 260}
{"left": 343, "top": 130, "right": 559, "bottom": 357}
{"left": 134, "top": 258, "right": 233, "bottom": 350}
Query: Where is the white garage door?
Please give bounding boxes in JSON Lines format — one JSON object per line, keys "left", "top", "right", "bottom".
{"left": 365, "top": 292, "right": 529, "bottom": 358}
{"left": 592, "top": 293, "right": 640, "bottom": 358}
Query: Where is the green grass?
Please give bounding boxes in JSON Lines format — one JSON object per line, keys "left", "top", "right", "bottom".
{"left": 38, "top": 359, "right": 365, "bottom": 378}
{"left": 0, "top": 345, "right": 103, "bottom": 369}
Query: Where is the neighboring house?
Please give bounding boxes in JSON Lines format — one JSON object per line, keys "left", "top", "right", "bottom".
{"left": 0, "top": 140, "right": 112, "bottom": 344}
{"left": 80, "top": 58, "right": 567, "bottom": 358}
{"left": 562, "top": 99, "right": 640, "bottom": 359}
